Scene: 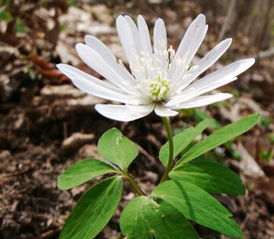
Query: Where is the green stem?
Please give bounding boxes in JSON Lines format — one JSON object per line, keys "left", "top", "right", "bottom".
{"left": 160, "top": 117, "right": 174, "bottom": 183}
{"left": 120, "top": 171, "right": 145, "bottom": 196}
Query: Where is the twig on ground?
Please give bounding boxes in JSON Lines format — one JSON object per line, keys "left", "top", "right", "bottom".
{"left": 218, "top": 0, "right": 237, "bottom": 41}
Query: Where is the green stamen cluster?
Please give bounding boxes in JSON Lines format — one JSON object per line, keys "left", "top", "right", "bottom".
{"left": 149, "top": 77, "right": 170, "bottom": 102}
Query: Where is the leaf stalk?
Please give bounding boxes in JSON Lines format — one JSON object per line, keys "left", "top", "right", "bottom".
{"left": 120, "top": 171, "right": 145, "bottom": 196}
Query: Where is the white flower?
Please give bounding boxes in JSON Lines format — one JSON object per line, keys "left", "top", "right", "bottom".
{"left": 57, "top": 14, "right": 255, "bottom": 122}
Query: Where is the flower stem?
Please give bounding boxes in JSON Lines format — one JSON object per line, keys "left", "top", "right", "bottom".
{"left": 120, "top": 171, "right": 145, "bottom": 196}
{"left": 160, "top": 117, "right": 174, "bottom": 183}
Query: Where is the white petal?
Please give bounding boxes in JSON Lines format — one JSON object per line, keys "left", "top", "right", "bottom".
{"left": 171, "top": 93, "right": 233, "bottom": 110}
{"left": 155, "top": 105, "right": 178, "bottom": 117}
{"left": 116, "top": 15, "right": 140, "bottom": 66}
{"left": 174, "top": 14, "right": 208, "bottom": 66}
{"left": 84, "top": 35, "right": 117, "bottom": 65}
{"left": 176, "top": 38, "right": 232, "bottom": 91}
{"left": 187, "top": 58, "right": 255, "bottom": 90}
{"left": 84, "top": 35, "right": 137, "bottom": 88}
{"left": 191, "top": 38, "right": 232, "bottom": 78}
{"left": 168, "top": 77, "right": 237, "bottom": 107}
{"left": 124, "top": 15, "right": 142, "bottom": 51}
{"left": 168, "top": 58, "right": 255, "bottom": 106}
{"left": 75, "top": 43, "right": 136, "bottom": 94}
{"left": 95, "top": 104, "right": 154, "bottom": 122}
{"left": 137, "top": 15, "right": 152, "bottom": 54}
{"left": 153, "top": 18, "right": 167, "bottom": 52}
{"left": 56, "top": 64, "right": 132, "bottom": 104}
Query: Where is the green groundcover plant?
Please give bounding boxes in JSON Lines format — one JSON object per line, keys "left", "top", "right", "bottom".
{"left": 57, "top": 14, "right": 259, "bottom": 239}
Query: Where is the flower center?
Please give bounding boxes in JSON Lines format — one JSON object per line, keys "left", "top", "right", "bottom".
{"left": 149, "top": 77, "right": 170, "bottom": 102}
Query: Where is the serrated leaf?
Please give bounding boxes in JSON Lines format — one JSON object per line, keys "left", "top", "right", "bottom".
{"left": 60, "top": 177, "right": 122, "bottom": 239}
{"left": 177, "top": 113, "right": 260, "bottom": 166}
{"left": 169, "top": 161, "right": 245, "bottom": 195}
{"left": 120, "top": 196, "right": 199, "bottom": 239}
{"left": 152, "top": 180, "right": 243, "bottom": 238}
{"left": 98, "top": 128, "right": 138, "bottom": 170}
{"left": 159, "top": 119, "right": 212, "bottom": 167}
{"left": 58, "top": 158, "right": 117, "bottom": 190}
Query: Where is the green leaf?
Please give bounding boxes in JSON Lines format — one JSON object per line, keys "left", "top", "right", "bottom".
{"left": 120, "top": 196, "right": 199, "bottom": 239}
{"left": 60, "top": 177, "right": 122, "bottom": 239}
{"left": 177, "top": 113, "right": 260, "bottom": 166}
{"left": 0, "top": 8, "right": 13, "bottom": 22}
{"left": 15, "top": 19, "right": 26, "bottom": 33}
{"left": 192, "top": 109, "right": 221, "bottom": 129}
{"left": 159, "top": 119, "right": 212, "bottom": 167}
{"left": 98, "top": 128, "right": 138, "bottom": 170}
{"left": 152, "top": 180, "right": 243, "bottom": 238}
{"left": 169, "top": 161, "right": 245, "bottom": 195}
{"left": 58, "top": 158, "right": 117, "bottom": 190}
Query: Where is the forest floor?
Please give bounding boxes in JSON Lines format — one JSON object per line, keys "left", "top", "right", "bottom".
{"left": 0, "top": 1, "right": 274, "bottom": 239}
